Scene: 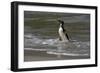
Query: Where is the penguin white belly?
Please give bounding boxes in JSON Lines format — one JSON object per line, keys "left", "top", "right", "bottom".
{"left": 59, "top": 27, "right": 68, "bottom": 42}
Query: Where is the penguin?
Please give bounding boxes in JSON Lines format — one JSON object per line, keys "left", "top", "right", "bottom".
{"left": 58, "top": 20, "right": 69, "bottom": 42}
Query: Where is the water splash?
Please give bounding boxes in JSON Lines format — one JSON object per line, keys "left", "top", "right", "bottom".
{"left": 24, "top": 34, "right": 90, "bottom": 57}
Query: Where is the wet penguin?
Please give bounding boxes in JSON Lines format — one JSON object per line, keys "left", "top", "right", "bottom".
{"left": 58, "top": 20, "right": 69, "bottom": 42}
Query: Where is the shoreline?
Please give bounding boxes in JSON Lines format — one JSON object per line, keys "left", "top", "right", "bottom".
{"left": 24, "top": 49, "right": 90, "bottom": 62}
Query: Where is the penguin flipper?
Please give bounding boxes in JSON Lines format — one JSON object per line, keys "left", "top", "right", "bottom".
{"left": 63, "top": 30, "right": 69, "bottom": 40}
{"left": 66, "top": 33, "right": 69, "bottom": 40}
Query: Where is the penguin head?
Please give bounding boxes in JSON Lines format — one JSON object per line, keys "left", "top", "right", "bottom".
{"left": 57, "top": 20, "right": 64, "bottom": 27}
{"left": 57, "top": 20, "right": 64, "bottom": 24}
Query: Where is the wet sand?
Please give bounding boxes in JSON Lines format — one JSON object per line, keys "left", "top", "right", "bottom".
{"left": 24, "top": 49, "right": 90, "bottom": 62}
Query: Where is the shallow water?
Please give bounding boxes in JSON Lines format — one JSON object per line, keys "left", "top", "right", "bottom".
{"left": 24, "top": 33, "right": 90, "bottom": 57}
{"left": 24, "top": 11, "right": 90, "bottom": 59}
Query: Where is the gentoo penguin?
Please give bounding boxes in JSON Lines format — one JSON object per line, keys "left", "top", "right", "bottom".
{"left": 58, "top": 20, "right": 69, "bottom": 42}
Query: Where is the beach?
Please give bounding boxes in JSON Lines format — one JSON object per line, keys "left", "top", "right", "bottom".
{"left": 24, "top": 11, "right": 90, "bottom": 62}
{"left": 24, "top": 49, "right": 90, "bottom": 62}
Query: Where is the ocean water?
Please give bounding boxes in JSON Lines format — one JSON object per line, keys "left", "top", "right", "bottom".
{"left": 24, "top": 11, "right": 90, "bottom": 59}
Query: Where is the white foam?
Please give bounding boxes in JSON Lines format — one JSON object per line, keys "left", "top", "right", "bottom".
{"left": 47, "top": 51, "right": 89, "bottom": 56}
{"left": 24, "top": 34, "right": 90, "bottom": 57}
{"left": 24, "top": 48, "right": 47, "bottom": 51}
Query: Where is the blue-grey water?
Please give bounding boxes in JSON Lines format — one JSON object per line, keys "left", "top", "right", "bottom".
{"left": 24, "top": 11, "right": 90, "bottom": 60}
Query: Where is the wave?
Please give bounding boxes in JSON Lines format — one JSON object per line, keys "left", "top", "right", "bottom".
{"left": 47, "top": 51, "right": 89, "bottom": 56}
{"left": 24, "top": 48, "right": 89, "bottom": 56}
{"left": 24, "top": 34, "right": 90, "bottom": 57}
